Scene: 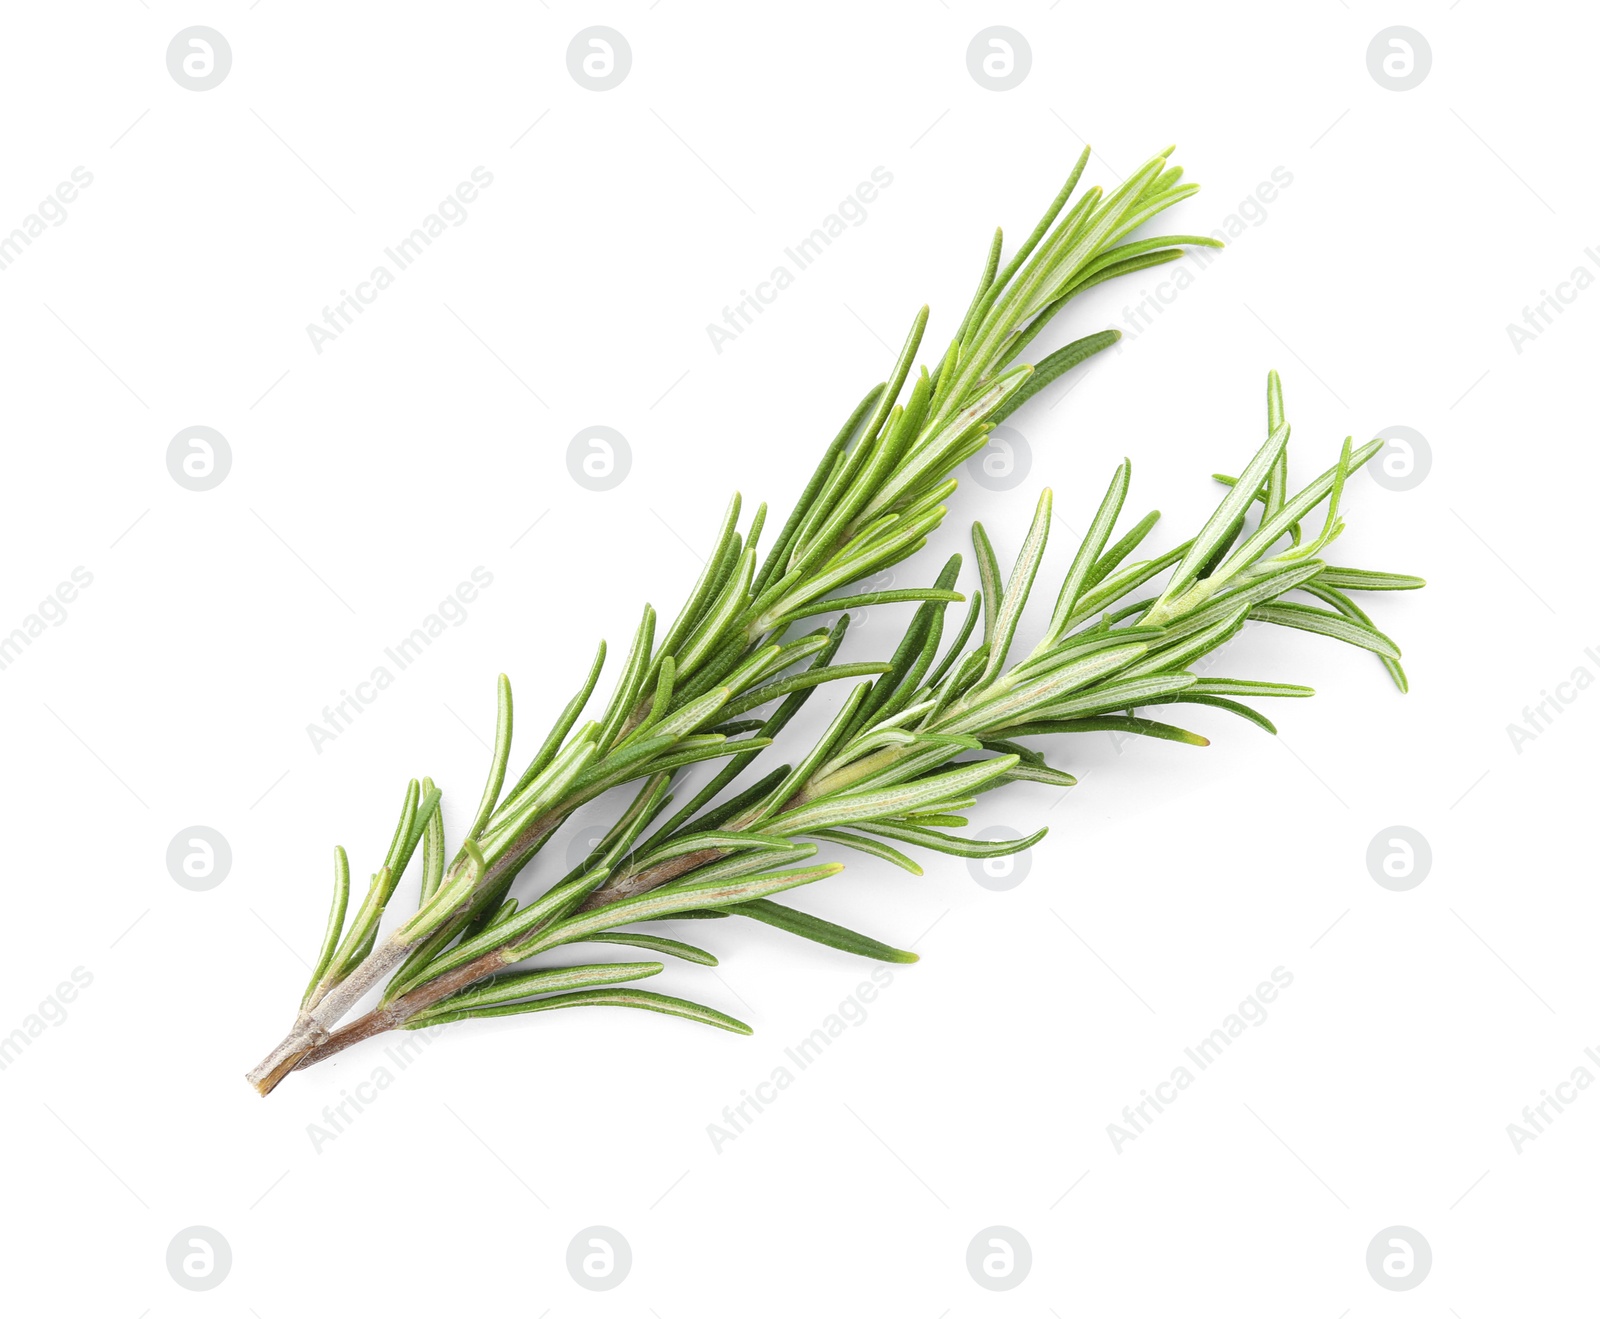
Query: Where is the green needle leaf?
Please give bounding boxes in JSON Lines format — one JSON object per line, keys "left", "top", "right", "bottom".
{"left": 726, "top": 899, "right": 919, "bottom": 963}
{"left": 412, "top": 783, "right": 447, "bottom": 909}
{"left": 408, "top": 962, "right": 667, "bottom": 1024}
{"left": 719, "top": 663, "right": 892, "bottom": 721}
{"left": 1153, "top": 420, "right": 1291, "bottom": 616}
{"left": 596, "top": 607, "right": 658, "bottom": 749}
{"left": 1248, "top": 601, "right": 1402, "bottom": 660}
{"left": 1166, "top": 694, "right": 1279, "bottom": 734}
{"left": 804, "top": 827, "right": 923, "bottom": 874}
{"left": 529, "top": 864, "right": 844, "bottom": 956}
{"left": 1189, "top": 678, "right": 1314, "bottom": 699}
{"left": 857, "top": 820, "right": 1047, "bottom": 860}
{"left": 982, "top": 490, "right": 1054, "bottom": 684}
{"left": 770, "top": 587, "right": 965, "bottom": 629}
{"left": 1088, "top": 509, "right": 1161, "bottom": 589}
{"left": 504, "top": 641, "right": 606, "bottom": 802}
{"left": 577, "top": 933, "right": 719, "bottom": 966}
{"left": 771, "top": 755, "right": 1020, "bottom": 834}
{"left": 657, "top": 495, "right": 744, "bottom": 666}
{"left": 1041, "top": 460, "right": 1130, "bottom": 646}
{"left": 1316, "top": 567, "right": 1427, "bottom": 592}
{"left": 409, "top": 988, "right": 754, "bottom": 1035}
{"left": 1012, "top": 673, "right": 1197, "bottom": 725}
{"left": 1303, "top": 582, "right": 1411, "bottom": 692}
{"left": 1028, "top": 715, "right": 1210, "bottom": 746}
{"left": 302, "top": 845, "right": 350, "bottom": 1007}
{"left": 466, "top": 675, "right": 514, "bottom": 841}
{"left": 631, "top": 830, "right": 805, "bottom": 870}
{"left": 988, "top": 330, "right": 1121, "bottom": 425}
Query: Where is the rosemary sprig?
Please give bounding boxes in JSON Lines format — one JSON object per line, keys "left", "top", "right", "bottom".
{"left": 245, "top": 145, "right": 1220, "bottom": 1092}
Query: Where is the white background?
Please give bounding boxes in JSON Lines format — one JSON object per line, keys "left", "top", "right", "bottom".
{"left": 1, "top": 3, "right": 1594, "bottom": 1314}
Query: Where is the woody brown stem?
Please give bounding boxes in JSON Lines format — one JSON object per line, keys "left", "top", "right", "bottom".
{"left": 577, "top": 847, "right": 726, "bottom": 907}
{"left": 256, "top": 781, "right": 842, "bottom": 1092}
{"left": 258, "top": 947, "right": 513, "bottom": 1092}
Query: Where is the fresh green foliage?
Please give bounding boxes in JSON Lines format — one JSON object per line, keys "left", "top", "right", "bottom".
{"left": 245, "top": 150, "right": 1418, "bottom": 1094}
{"left": 561, "top": 370, "right": 1421, "bottom": 945}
